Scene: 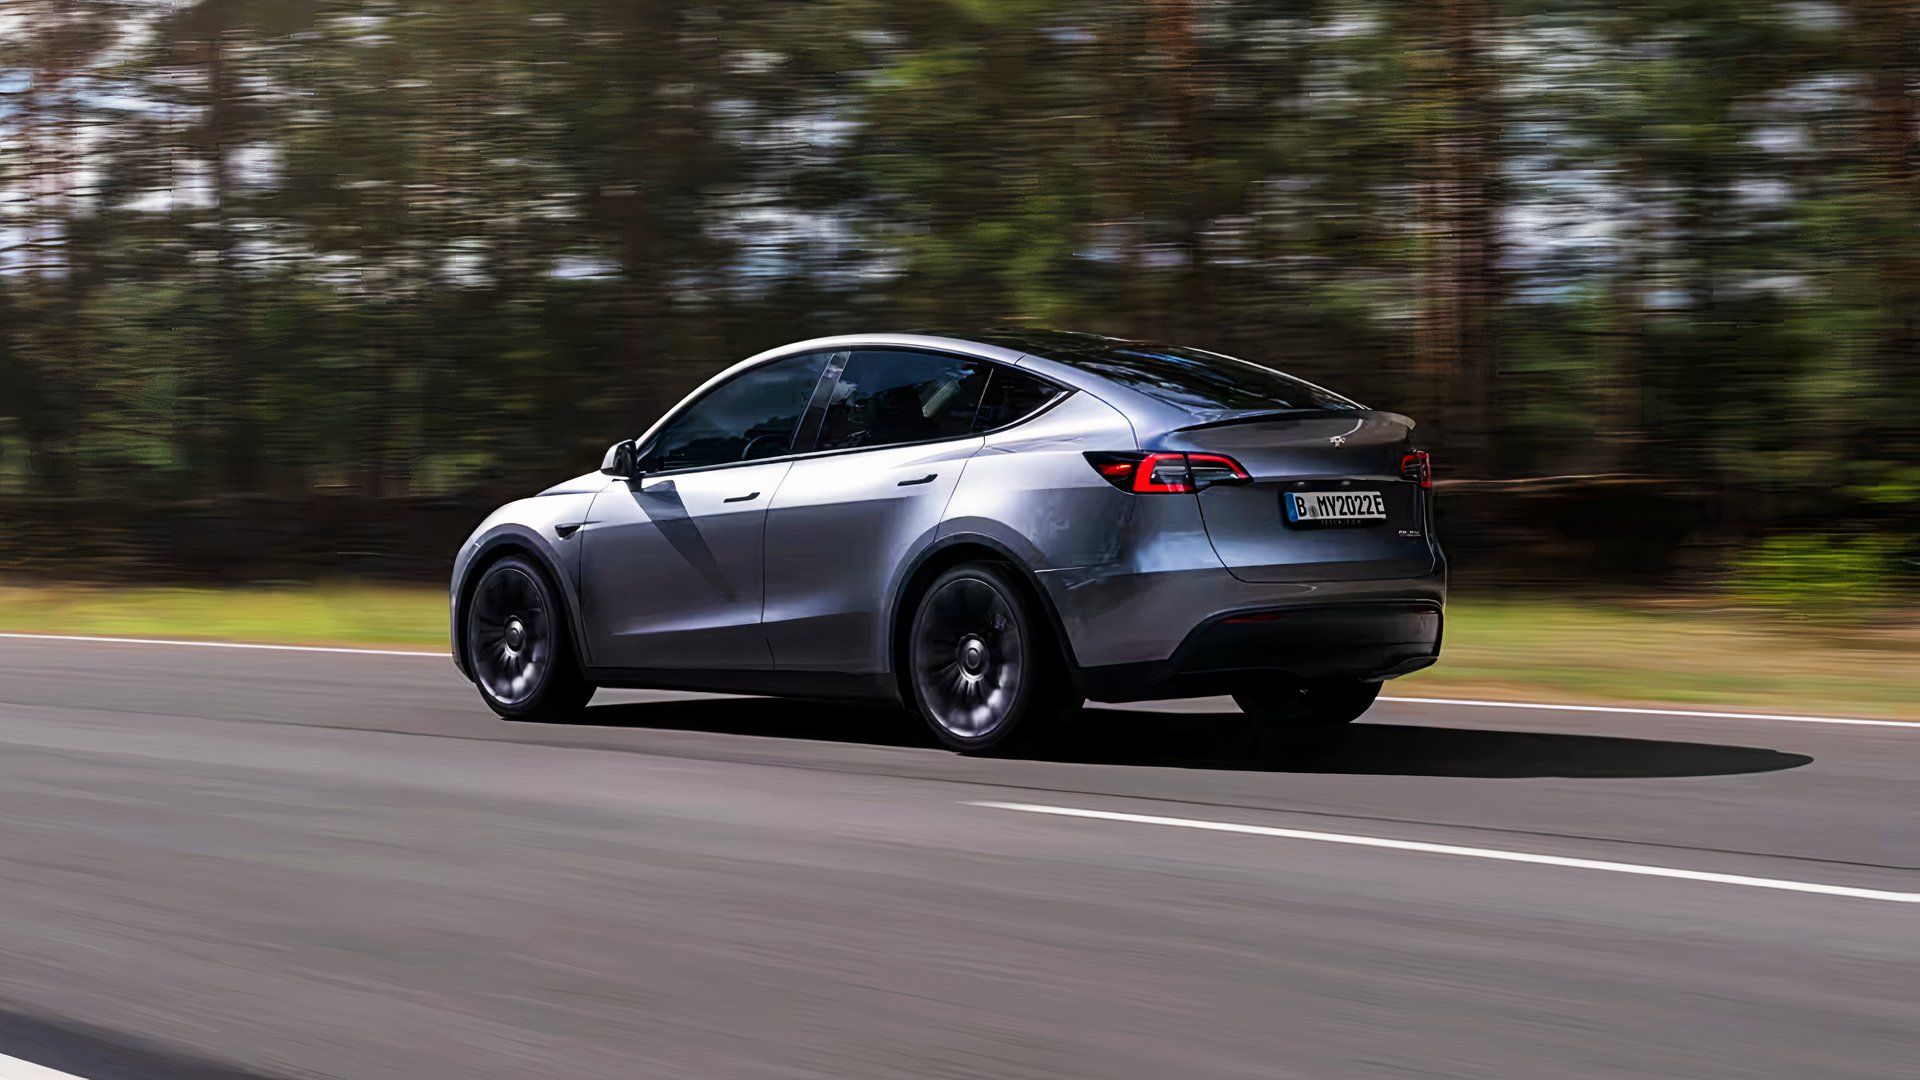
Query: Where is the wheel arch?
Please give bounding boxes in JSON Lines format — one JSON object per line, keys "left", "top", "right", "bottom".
{"left": 453, "top": 527, "right": 591, "bottom": 680}
{"left": 885, "top": 533, "right": 1081, "bottom": 704}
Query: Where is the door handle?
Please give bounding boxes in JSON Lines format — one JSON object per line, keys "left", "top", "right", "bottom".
{"left": 722, "top": 491, "right": 760, "bottom": 503}
{"left": 897, "top": 474, "right": 938, "bottom": 487}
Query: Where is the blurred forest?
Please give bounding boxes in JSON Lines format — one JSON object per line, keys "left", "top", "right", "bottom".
{"left": 0, "top": 0, "right": 1916, "bottom": 603}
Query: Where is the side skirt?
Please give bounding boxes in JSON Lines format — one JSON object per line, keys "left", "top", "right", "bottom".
{"left": 582, "top": 667, "right": 904, "bottom": 707}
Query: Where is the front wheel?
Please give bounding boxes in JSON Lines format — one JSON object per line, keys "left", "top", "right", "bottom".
{"left": 1233, "top": 680, "right": 1381, "bottom": 729}
{"left": 907, "top": 563, "right": 1071, "bottom": 753}
{"left": 466, "top": 555, "right": 595, "bottom": 721}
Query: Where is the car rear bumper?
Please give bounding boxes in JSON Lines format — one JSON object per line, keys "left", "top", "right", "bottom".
{"left": 1072, "top": 599, "right": 1442, "bottom": 703}
{"left": 1036, "top": 561, "right": 1445, "bottom": 703}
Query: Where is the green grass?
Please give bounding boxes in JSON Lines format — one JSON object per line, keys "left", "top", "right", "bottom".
{"left": 1399, "top": 598, "right": 1920, "bottom": 720}
{"left": 0, "top": 583, "right": 448, "bottom": 648}
{"left": 0, "top": 583, "right": 1913, "bottom": 720}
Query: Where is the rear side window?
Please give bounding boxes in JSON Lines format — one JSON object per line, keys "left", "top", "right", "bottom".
{"left": 1053, "top": 344, "right": 1359, "bottom": 412}
{"left": 972, "top": 368, "right": 1064, "bottom": 432}
{"left": 643, "top": 351, "right": 829, "bottom": 471}
{"left": 815, "top": 350, "right": 990, "bottom": 451}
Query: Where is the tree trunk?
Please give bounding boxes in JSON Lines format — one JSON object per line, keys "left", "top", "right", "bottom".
{"left": 1414, "top": 0, "right": 1500, "bottom": 471}
{"left": 1856, "top": 0, "right": 1920, "bottom": 454}
{"left": 197, "top": 16, "right": 263, "bottom": 493}
{"left": 1149, "top": 0, "right": 1214, "bottom": 340}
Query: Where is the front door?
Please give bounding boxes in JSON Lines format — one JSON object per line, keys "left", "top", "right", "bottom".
{"left": 580, "top": 461, "right": 794, "bottom": 669}
{"left": 577, "top": 350, "right": 830, "bottom": 671}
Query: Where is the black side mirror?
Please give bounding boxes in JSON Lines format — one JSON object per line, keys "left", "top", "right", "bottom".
{"left": 600, "top": 440, "right": 638, "bottom": 478}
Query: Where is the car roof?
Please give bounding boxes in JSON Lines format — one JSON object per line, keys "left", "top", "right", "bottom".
{"left": 688, "top": 329, "right": 1343, "bottom": 443}
{"left": 730, "top": 330, "right": 1165, "bottom": 423}
{"left": 958, "top": 328, "right": 1143, "bottom": 356}
{"left": 739, "top": 332, "right": 1024, "bottom": 365}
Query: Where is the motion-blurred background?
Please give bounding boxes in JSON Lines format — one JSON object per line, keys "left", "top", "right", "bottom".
{"left": 0, "top": 1, "right": 1914, "bottom": 712}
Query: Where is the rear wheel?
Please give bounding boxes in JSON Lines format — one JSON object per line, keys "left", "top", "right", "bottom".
{"left": 1233, "top": 680, "right": 1380, "bottom": 729}
{"left": 907, "top": 562, "right": 1072, "bottom": 753}
{"left": 466, "top": 555, "right": 594, "bottom": 721}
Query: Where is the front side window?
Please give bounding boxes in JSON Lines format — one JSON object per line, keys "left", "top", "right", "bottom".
{"left": 643, "top": 351, "right": 829, "bottom": 472}
{"left": 814, "top": 350, "right": 990, "bottom": 452}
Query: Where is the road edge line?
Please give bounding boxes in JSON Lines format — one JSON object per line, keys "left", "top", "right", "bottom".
{"left": 1381, "top": 695, "right": 1917, "bottom": 728}
{"left": 1, "top": 631, "right": 1912, "bottom": 727}
{"left": 0, "top": 631, "right": 440, "bottom": 658}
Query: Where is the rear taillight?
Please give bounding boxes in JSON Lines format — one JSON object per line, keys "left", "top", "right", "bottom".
{"left": 1400, "top": 449, "right": 1432, "bottom": 489}
{"left": 1186, "top": 454, "right": 1250, "bottom": 489}
{"left": 1084, "top": 451, "right": 1250, "bottom": 494}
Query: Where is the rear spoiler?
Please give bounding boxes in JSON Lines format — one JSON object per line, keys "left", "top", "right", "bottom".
{"left": 1169, "top": 407, "right": 1407, "bottom": 435}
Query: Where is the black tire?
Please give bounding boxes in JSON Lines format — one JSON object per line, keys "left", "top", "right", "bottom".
{"left": 1233, "top": 680, "right": 1381, "bottom": 729}
{"left": 906, "top": 562, "right": 1073, "bottom": 753}
{"left": 465, "top": 555, "right": 595, "bottom": 721}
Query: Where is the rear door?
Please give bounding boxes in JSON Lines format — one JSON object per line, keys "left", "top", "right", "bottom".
{"left": 1167, "top": 411, "right": 1437, "bottom": 583}
{"left": 579, "top": 351, "right": 830, "bottom": 670}
{"left": 761, "top": 349, "right": 992, "bottom": 672}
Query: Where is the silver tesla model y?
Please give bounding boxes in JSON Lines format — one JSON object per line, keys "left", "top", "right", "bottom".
{"left": 451, "top": 331, "right": 1445, "bottom": 751}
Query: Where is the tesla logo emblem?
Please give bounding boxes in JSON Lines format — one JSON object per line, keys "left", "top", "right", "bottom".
{"left": 1328, "top": 435, "right": 1347, "bottom": 446}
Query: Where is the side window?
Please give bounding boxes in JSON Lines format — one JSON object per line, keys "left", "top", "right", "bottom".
{"left": 972, "top": 367, "right": 1065, "bottom": 432}
{"left": 642, "top": 352, "right": 829, "bottom": 472}
{"left": 815, "top": 350, "right": 990, "bottom": 452}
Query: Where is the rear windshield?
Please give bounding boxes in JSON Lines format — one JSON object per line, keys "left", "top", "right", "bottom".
{"left": 1046, "top": 344, "right": 1361, "bottom": 413}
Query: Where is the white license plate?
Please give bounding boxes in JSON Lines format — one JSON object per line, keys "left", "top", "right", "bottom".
{"left": 1284, "top": 490, "right": 1386, "bottom": 524}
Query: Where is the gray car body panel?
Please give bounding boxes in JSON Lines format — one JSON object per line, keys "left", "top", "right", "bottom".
{"left": 452, "top": 333, "right": 1446, "bottom": 700}
{"left": 583, "top": 460, "right": 792, "bottom": 670}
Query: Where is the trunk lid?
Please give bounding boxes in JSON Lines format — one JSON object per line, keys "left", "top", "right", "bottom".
{"left": 1160, "top": 410, "right": 1437, "bottom": 583}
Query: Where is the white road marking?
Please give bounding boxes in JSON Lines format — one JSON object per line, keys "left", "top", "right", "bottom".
{"left": 0, "top": 631, "right": 1913, "bottom": 727}
{"left": 1381, "top": 695, "right": 1917, "bottom": 728}
{"left": 0, "top": 1052, "right": 86, "bottom": 1079}
{"left": 970, "top": 801, "right": 1920, "bottom": 905}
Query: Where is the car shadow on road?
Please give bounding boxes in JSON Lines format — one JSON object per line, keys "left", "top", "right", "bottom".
{"left": 0, "top": 1008, "right": 272, "bottom": 1080}
{"left": 1054, "top": 712, "right": 1814, "bottom": 779}
{"left": 565, "top": 698, "right": 1812, "bottom": 780}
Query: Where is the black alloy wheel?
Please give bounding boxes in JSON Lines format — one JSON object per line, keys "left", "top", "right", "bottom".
{"left": 466, "top": 555, "right": 593, "bottom": 720}
{"left": 909, "top": 563, "right": 1065, "bottom": 752}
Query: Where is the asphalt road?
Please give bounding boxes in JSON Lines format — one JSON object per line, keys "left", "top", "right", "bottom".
{"left": 0, "top": 637, "right": 1912, "bottom": 1079}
